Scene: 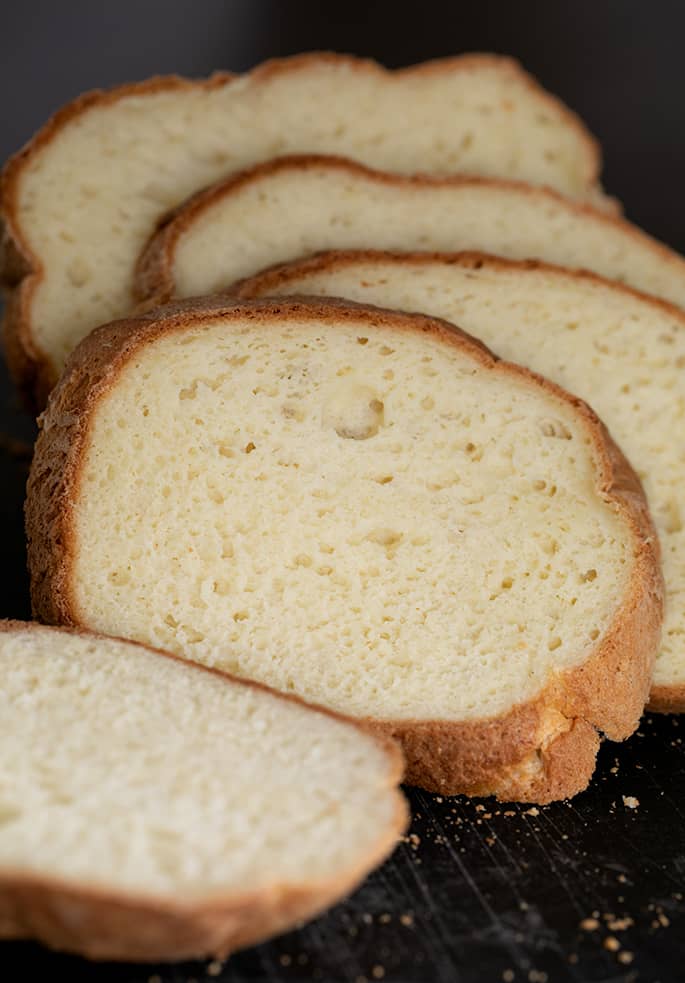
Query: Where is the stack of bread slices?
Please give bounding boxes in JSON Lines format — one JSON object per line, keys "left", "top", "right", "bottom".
{"left": 0, "top": 52, "right": 681, "bottom": 962}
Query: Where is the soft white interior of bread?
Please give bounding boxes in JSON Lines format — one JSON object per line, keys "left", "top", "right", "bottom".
{"left": 245, "top": 256, "right": 684, "bottom": 691}
{"left": 71, "top": 312, "right": 633, "bottom": 722}
{"left": 15, "top": 57, "right": 599, "bottom": 376}
{"left": 0, "top": 624, "right": 398, "bottom": 898}
{"left": 168, "top": 162, "right": 685, "bottom": 309}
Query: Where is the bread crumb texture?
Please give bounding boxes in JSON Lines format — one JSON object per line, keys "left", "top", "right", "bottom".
{"left": 70, "top": 313, "right": 633, "bottom": 722}
{"left": 242, "top": 253, "right": 685, "bottom": 694}
{"left": 0, "top": 624, "right": 400, "bottom": 898}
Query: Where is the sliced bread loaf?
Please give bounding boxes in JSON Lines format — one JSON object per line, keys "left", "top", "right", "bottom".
{"left": 137, "top": 157, "right": 685, "bottom": 315}
{"left": 0, "top": 619, "right": 405, "bottom": 961}
{"left": 26, "top": 297, "right": 662, "bottom": 803}
{"left": 0, "top": 52, "right": 607, "bottom": 407}
{"left": 237, "top": 251, "right": 685, "bottom": 711}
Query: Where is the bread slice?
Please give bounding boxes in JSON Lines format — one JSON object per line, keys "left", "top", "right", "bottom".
{"left": 0, "top": 619, "right": 405, "bottom": 962}
{"left": 0, "top": 52, "right": 607, "bottom": 408}
{"left": 26, "top": 296, "right": 662, "bottom": 804}
{"left": 136, "top": 157, "right": 685, "bottom": 319}
{"left": 237, "top": 251, "right": 685, "bottom": 712}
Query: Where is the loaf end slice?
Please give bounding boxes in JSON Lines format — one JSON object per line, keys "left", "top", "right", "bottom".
{"left": 0, "top": 619, "right": 406, "bottom": 961}
{"left": 26, "top": 297, "right": 663, "bottom": 802}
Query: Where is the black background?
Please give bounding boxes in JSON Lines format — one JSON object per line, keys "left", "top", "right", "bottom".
{"left": 1, "top": 2, "right": 684, "bottom": 981}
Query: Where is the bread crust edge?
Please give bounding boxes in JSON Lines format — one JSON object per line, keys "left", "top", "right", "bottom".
{"left": 647, "top": 685, "right": 685, "bottom": 714}
{"left": 25, "top": 297, "right": 663, "bottom": 805}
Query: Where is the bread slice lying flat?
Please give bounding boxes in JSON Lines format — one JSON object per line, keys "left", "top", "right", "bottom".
{"left": 26, "top": 297, "right": 662, "bottom": 803}
{"left": 238, "top": 251, "right": 685, "bottom": 713}
{"left": 0, "top": 52, "right": 606, "bottom": 407}
{"left": 0, "top": 619, "right": 405, "bottom": 962}
{"left": 136, "top": 156, "right": 685, "bottom": 315}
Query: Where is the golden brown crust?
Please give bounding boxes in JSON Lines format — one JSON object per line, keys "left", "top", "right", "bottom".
{"left": 647, "top": 686, "right": 685, "bottom": 714}
{"left": 0, "top": 52, "right": 604, "bottom": 409}
{"left": 26, "top": 297, "right": 663, "bottom": 803}
{"left": 0, "top": 619, "right": 407, "bottom": 961}
{"left": 366, "top": 707, "right": 600, "bottom": 804}
{"left": 135, "top": 153, "right": 683, "bottom": 313}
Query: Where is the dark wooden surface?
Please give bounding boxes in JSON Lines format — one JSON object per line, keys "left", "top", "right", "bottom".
{"left": 1, "top": 2, "right": 684, "bottom": 980}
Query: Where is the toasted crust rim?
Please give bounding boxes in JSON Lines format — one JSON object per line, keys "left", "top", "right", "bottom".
{"left": 0, "top": 51, "right": 602, "bottom": 409}
{"left": 25, "top": 297, "right": 663, "bottom": 804}
{"left": 0, "top": 618, "right": 407, "bottom": 961}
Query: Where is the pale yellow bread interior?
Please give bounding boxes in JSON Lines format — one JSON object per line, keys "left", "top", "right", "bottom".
{"left": 0, "top": 620, "right": 404, "bottom": 959}
{"left": 238, "top": 252, "right": 685, "bottom": 707}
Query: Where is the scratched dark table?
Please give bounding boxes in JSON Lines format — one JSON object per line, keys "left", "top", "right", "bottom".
{"left": 2, "top": 2, "right": 685, "bottom": 981}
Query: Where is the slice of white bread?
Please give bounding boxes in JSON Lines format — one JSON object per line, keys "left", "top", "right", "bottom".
{"left": 136, "top": 157, "right": 685, "bottom": 319}
{"left": 26, "top": 296, "right": 662, "bottom": 804}
{"left": 237, "top": 251, "right": 685, "bottom": 712}
{"left": 0, "top": 52, "right": 607, "bottom": 407}
{"left": 0, "top": 619, "right": 406, "bottom": 962}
